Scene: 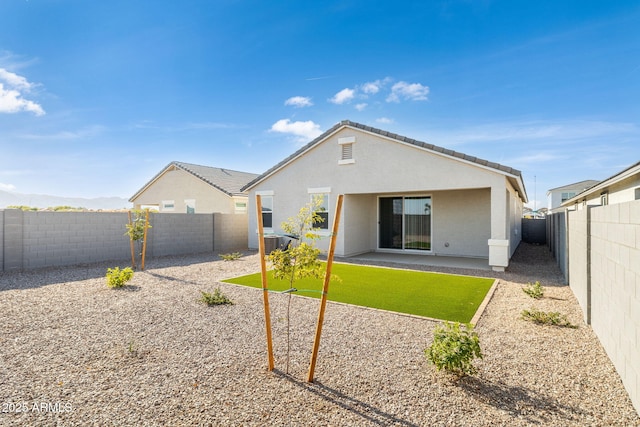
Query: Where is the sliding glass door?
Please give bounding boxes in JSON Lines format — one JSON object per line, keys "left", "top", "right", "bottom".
{"left": 379, "top": 196, "right": 431, "bottom": 251}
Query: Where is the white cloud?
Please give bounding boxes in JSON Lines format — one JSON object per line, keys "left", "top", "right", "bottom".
{"left": 270, "top": 119, "right": 323, "bottom": 143}
{"left": 376, "top": 117, "right": 394, "bottom": 124}
{"left": 0, "top": 182, "right": 17, "bottom": 192}
{"left": 387, "top": 81, "right": 430, "bottom": 102}
{"left": 0, "top": 68, "right": 45, "bottom": 116}
{"left": 0, "top": 69, "right": 33, "bottom": 91}
{"left": 361, "top": 81, "right": 381, "bottom": 94}
{"left": 360, "top": 78, "right": 392, "bottom": 95}
{"left": 284, "top": 96, "right": 313, "bottom": 108}
{"left": 435, "top": 120, "right": 637, "bottom": 145}
{"left": 329, "top": 88, "right": 355, "bottom": 104}
{"left": 18, "top": 125, "right": 105, "bottom": 140}
{"left": 355, "top": 103, "right": 368, "bottom": 111}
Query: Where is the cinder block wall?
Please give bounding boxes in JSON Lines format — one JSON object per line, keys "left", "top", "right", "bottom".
{"left": 1, "top": 210, "right": 250, "bottom": 271}
{"left": 214, "top": 213, "right": 248, "bottom": 252}
{"left": 568, "top": 201, "right": 640, "bottom": 415}
{"left": 0, "top": 210, "right": 4, "bottom": 270}
{"left": 568, "top": 208, "right": 590, "bottom": 322}
{"left": 147, "top": 212, "right": 214, "bottom": 257}
{"left": 589, "top": 202, "right": 639, "bottom": 414}
{"left": 21, "top": 211, "right": 130, "bottom": 269}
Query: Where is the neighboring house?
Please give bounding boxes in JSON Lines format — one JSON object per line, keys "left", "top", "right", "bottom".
{"left": 242, "top": 120, "right": 528, "bottom": 272}
{"left": 547, "top": 180, "right": 599, "bottom": 211}
{"left": 561, "top": 161, "right": 640, "bottom": 210}
{"left": 130, "top": 161, "right": 259, "bottom": 214}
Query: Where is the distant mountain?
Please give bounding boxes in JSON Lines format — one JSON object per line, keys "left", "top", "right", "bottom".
{"left": 0, "top": 190, "right": 131, "bottom": 210}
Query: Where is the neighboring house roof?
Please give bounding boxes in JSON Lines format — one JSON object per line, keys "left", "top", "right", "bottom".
{"left": 242, "top": 120, "right": 528, "bottom": 202}
{"left": 561, "top": 160, "right": 640, "bottom": 207}
{"left": 129, "top": 161, "right": 260, "bottom": 202}
{"left": 546, "top": 179, "right": 600, "bottom": 195}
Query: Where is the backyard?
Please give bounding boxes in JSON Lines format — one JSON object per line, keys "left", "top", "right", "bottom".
{"left": 224, "top": 263, "right": 495, "bottom": 323}
{"left": 0, "top": 243, "right": 638, "bottom": 426}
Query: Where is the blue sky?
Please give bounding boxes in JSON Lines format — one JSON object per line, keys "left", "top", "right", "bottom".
{"left": 1, "top": 1, "right": 639, "bottom": 209}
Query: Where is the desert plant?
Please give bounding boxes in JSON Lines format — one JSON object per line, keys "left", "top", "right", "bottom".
{"left": 125, "top": 209, "right": 152, "bottom": 269}
{"left": 425, "top": 321, "right": 483, "bottom": 377}
{"left": 266, "top": 196, "right": 339, "bottom": 374}
{"left": 219, "top": 252, "right": 242, "bottom": 261}
{"left": 522, "top": 281, "right": 544, "bottom": 299}
{"left": 106, "top": 267, "right": 134, "bottom": 288}
{"left": 7, "top": 205, "right": 38, "bottom": 211}
{"left": 199, "top": 288, "right": 233, "bottom": 306}
{"left": 521, "top": 308, "right": 577, "bottom": 328}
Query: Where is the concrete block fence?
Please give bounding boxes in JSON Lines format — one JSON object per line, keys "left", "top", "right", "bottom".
{"left": 0, "top": 210, "right": 248, "bottom": 271}
{"left": 549, "top": 200, "right": 639, "bottom": 415}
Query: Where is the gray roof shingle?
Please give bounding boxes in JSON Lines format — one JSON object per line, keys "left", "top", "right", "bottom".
{"left": 130, "top": 161, "right": 259, "bottom": 201}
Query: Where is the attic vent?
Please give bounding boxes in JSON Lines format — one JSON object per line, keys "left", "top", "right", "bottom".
{"left": 338, "top": 136, "right": 356, "bottom": 165}
{"left": 341, "top": 143, "right": 352, "bottom": 160}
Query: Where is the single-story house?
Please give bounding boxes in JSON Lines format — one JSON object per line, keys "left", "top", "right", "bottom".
{"left": 547, "top": 180, "right": 599, "bottom": 211}
{"left": 242, "top": 120, "right": 528, "bottom": 271}
{"left": 130, "top": 161, "right": 259, "bottom": 214}
{"left": 562, "top": 160, "right": 640, "bottom": 210}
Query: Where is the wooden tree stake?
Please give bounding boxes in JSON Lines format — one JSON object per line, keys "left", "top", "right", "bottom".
{"left": 256, "top": 195, "right": 275, "bottom": 371}
{"left": 141, "top": 209, "right": 150, "bottom": 271}
{"left": 128, "top": 210, "right": 136, "bottom": 269}
{"left": 307, "top": 194, "right": 344, "bottom": 382}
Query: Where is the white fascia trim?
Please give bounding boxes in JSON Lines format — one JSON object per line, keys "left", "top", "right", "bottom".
{"left": 338, "top": 136, "right": 356, "bottom": 144}
{"left": 308, "top": 187, "right": 332, "bottom": 194}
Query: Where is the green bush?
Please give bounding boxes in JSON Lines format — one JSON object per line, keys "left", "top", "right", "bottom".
{"left": 521, "top": 308, "right": 577, "bottom": 328}
{"left": 425, "top": 321, "right": 483, "bottom": 377}
{"left": 522, "top": 281, "right": 544, "bottom": 299}
{"left": 219, "top": 252, "right": 242, "bottom": 261}
{"left": 106, "top": 267, "right": 134, "bottom": 288}
{"left": 199, "top": 288, "right": 233, "bottom": 306}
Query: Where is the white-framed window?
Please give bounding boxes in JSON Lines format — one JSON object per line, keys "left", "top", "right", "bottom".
{"left": 309, "top": 188, "right": 331, "bottom": 230}
{"left": 235, "top": 201, "right": 247, "bottom": 213}
{"left": 635, "top": 187, "right": 640, "bottom": 200}
{"left": 256, "top": 191, "right": 274, "bottom": 229}
{"left": 162, "top": 200, "right": 175, "bottom": 212}
{"left": 185, "top": 199, "right": 195, "bottom": 214}
{"left": 338, "top": 136, "right": 356, "bottom": 165}
{"left": 561, "top": 192, "right": 576, "bottom": 203}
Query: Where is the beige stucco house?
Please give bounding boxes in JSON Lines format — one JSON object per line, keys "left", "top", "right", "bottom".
{"left": 562, "top": 160, "right": 640, "bottom": 210}
{"left": 130, "top": 161, "right": 259, "bottom": 214}
{"left": 242, "top": 120, "right": 528, "bottom": 271}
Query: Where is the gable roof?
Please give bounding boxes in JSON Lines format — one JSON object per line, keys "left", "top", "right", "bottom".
{"left": 242, "top": 120, "right": 528, "bottom": 202}
{"left": 129, "top": 161, "right": 260, "bottom": 201}
{"left": 561, "top": 160, "right": 640, "bottom": 207}
{"left": 547, "top": 179, "right": 600, "bottom": 194}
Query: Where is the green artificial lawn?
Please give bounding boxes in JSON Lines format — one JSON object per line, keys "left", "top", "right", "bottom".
{"left": 223, "top": 263, "right": 494, "bottom": 323}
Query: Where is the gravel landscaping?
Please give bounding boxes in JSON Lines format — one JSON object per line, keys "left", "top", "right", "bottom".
{"left": 1, "top": 243, "right": 638, "bottom": 426}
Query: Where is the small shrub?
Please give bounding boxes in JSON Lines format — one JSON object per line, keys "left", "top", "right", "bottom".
{"left": 219, "top": 252, "right": 242, "bottom": 261}
{"left": 199, "top": 288, "right": 233, "bottom": 306}
{"left": 106, "top": 267, "right": 134, "bottom": 288}
{"left": 425, "top": 322, "right": 483, "bottom": 377}
{"left": 522, "top": 281, "right": 544, "bottom": 299}
{"left": 521, "top": 308, "right": 577, "bottom": 328}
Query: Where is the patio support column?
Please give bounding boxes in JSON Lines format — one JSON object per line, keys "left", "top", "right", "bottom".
{"left": 488, "top": 185, "right": 510, "bottom": 272}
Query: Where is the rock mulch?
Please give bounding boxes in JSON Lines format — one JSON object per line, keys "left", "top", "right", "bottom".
{"left": 0, "top": 243, "right": 638, "bottom": 426}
